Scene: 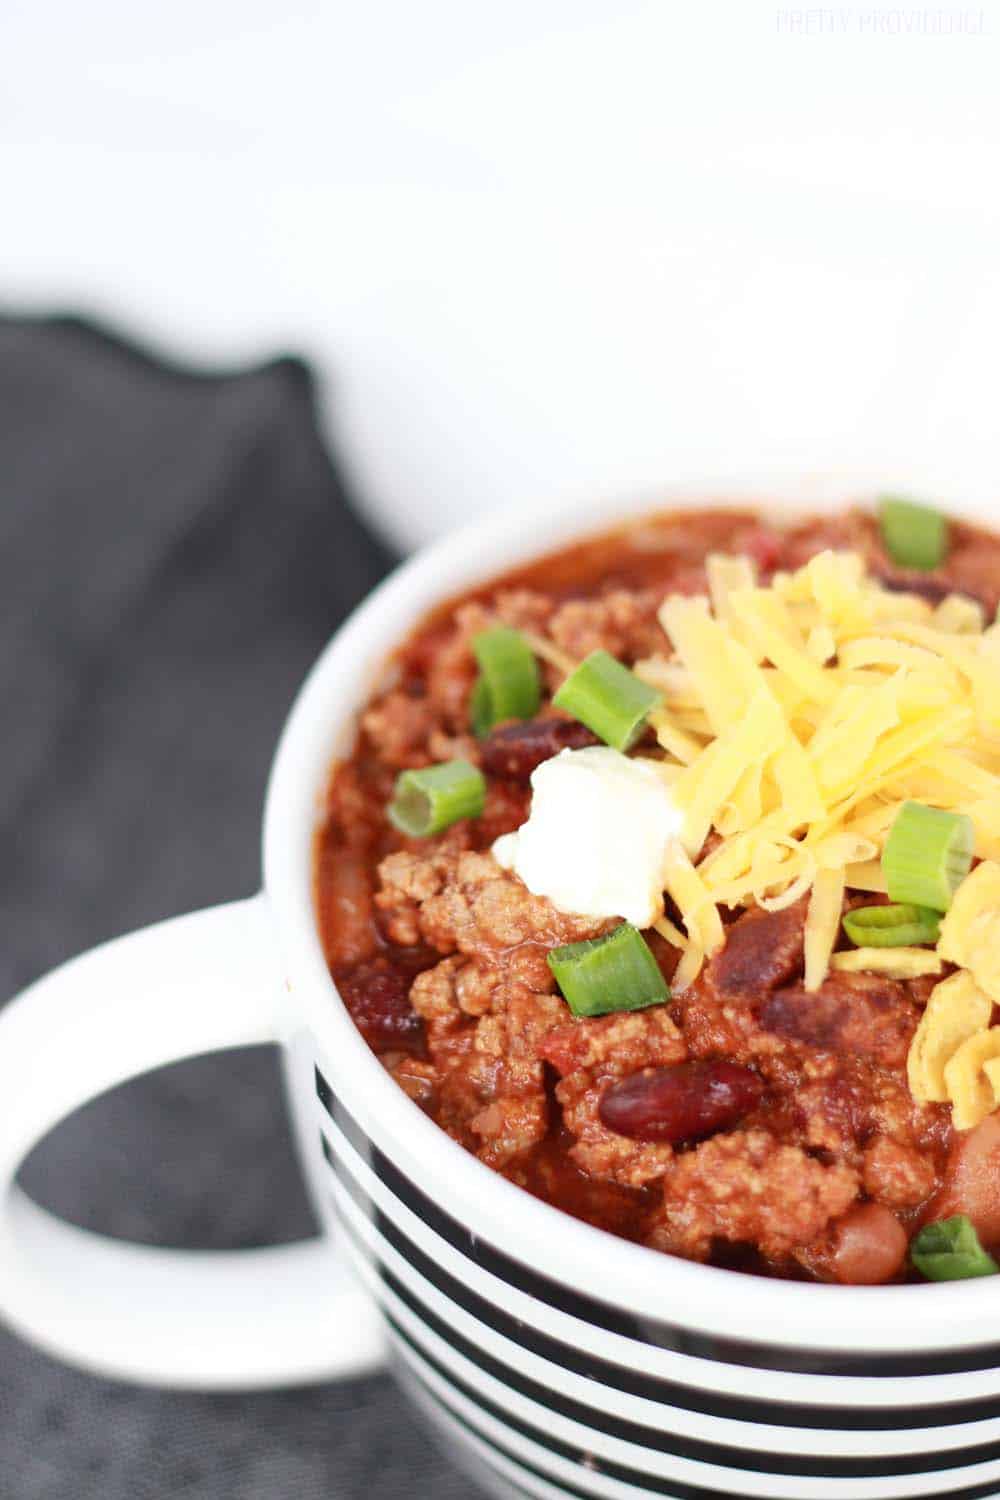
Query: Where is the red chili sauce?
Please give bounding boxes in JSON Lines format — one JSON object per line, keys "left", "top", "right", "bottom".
{"left": 315, "top": 506, "right": 1000, "bottom": 1282}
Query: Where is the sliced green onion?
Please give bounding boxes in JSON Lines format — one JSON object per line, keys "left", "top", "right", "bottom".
{"left": 879, "top": 496, "right": 949, "bottom": 571}
{"left": 388, "top": 759, "right": 485, "bottom": 837}
{"left": 548, "top": 923, "right": 669, "bottom": 1017}
{"left": 552, "top": 649, "right": 661, "bottom": 752}
{"left": 911, "top": 1215, "right": 999, "bottom": 1282}
{"left": 882, "top": 802, "right": 974, "bottom": 912}
{"left": 843, "top": 903, "right": 941, "bottom": 948}
{"left": 469, "top": 676, "right": 494, "bottom": 739}
{"left": 470, "top": 627, "right": 541, "bottom": 736}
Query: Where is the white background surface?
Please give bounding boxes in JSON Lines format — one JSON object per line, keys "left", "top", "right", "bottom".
{"left": 4, "top": 0, "right": 1000, "bottom": 546}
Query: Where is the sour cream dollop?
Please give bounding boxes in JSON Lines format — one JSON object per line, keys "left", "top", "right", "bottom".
{"left": 491, "top": 745, "right": 683, "bottom": 927}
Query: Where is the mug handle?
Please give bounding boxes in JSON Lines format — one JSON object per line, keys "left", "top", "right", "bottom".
{"left": 0, "top": 896, "right": 386, "bottom": 1388}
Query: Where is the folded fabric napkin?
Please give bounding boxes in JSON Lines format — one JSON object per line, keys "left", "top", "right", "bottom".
{"left": 0, "top": 315, "right": 477, "bottom": 1499}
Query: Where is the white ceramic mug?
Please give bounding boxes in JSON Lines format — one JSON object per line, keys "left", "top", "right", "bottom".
{"left": 4, "top": 478, "right": 1000, "bottom": 1500}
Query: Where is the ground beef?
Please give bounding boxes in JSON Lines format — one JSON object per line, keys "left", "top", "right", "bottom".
{"left": 650, "top": 1128, "right": 860, "bottom": 1262}
{"left": 792, "top": 1061, "right": 948, "bottom": 1168}
{"left": 422, "top": 603, "right": 488, "bottom": 729}
{"left": 409, "top": 954, "right": 473, "bottom": 1038}
{"left": 672, "top": 976, "right": 786, "bottom": 1069}
{"left": 316, "top": 504, "right": 1000, "bottom": 1281}
{"left": 465, "top": 989, "right": 568, "bottom": 1167}
{"left": 376, "top": 847, "right": 607, "bottom": 957}
{"left": 405, "top": 948, "right": 573, "bottom": 1168}
{"left": 421, "top": 591, "right": 556, "bottom": 729}
{"left": 541, "top": 1010, "right": 688, "bottom": 1186}
{"left": 361, "top": 690, "right": 438, "bottom": 770}
{"left": 547, "top": 588, "right": 666, "bottom": 663}
{"left": 862, "top": 1134, "right": 937, "bottom": 1210}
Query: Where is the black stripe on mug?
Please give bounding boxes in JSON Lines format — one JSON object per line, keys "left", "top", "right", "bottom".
{"left": 326, "top": 1129, "right": 1000, "bottom": 1484}
{"left": 315, "top": 1118, "right": 1000, "bottom": 1433}
{"left": 390, "top": 1300, "right": 1000, "bottom": 1500}
{"left": 411, "top": 1377, "right": 605, "bottom": 1500}
{"left": 315, "top": 1065, "right": 1000, "bottom": 1384}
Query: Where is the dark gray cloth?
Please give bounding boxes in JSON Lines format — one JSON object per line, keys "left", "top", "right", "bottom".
{"left": 0, "top": 316, "right": 483, "bottom": 1499}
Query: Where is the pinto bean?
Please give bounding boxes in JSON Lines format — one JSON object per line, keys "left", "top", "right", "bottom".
{"left": 334, "top": 957, "right": 426, "bottom": 1054}
{"left": 479, "top": 717, "right": 599, "bottom": 782}
{"left": 598, "top": 1060, "right": 764, "bottom": 1143}
{"left": 828, "top": 1202, "right": 908, "bottom": 1285}
{"left": 929, "top": 1115, "right": 1000, "bottom": 1248}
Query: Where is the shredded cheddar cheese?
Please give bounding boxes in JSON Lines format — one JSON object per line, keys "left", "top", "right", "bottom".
{"left": 647, "top": 708, "right": 703, "bottom": 766}
{"left": 656, "top": 597, "right": 753, "bottom": 734}
{"left": 934, "top": 593, "right": 985, "bottom": 635}
{"left": 631, "top": 545, "right": 1000, "bottom": 996}
{"left": 652, "top": 914, "right": 688, "bottom": 951}
{"left": 804, "top": 868, "right": 846, "bottom": 991}
{"left": 671, "top": 940, "right": 705, "bottom": 995}
{"left": 841, "top": 859, "right": 888, "bottom": 893}
{"left": 831, "top": 947, "right": 942, "bottom": 980}
{"left": 706, "top": 552, "right": 756, "bottom": 625}
{"left": 663, "top": 842, "right": 725, "bottom": 959}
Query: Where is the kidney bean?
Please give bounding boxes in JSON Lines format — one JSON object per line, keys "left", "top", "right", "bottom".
{"left": 737, "top": 525, "right": 785, "bottom": 575}
{"left": 872, "top": 565, "right": 988, "bottom": 610}
{"left": 598, "top": 1060, "right": 764, "bottom": 1143}
{"left": 477, "top": 780, "right": 532, "bottom": 844}
{"left": 876, "top": 571, "right": 953, "bottom": 605}
{"left": 479, "top": 717, "right": 599, "bottom": 782}
{"left": 759, "top": 973, "right": 914, "bottom": 1069}
{"left": 334, "top": 957, "right": 426, "bottom": 1054}
{"left": 383, "top": 942, "right": 440, "bottom": 981}
{"left": 707, "top": 898, "right": 806, "bottom": 998}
